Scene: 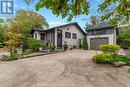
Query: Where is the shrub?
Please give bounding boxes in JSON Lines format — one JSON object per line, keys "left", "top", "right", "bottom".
{"left": 48, "top": 43, "right": 56, "bottom": 52}
{"left": 114, "top": 55, "right": 130, "bottom": 66}
{"left": 82, "top": 37, "right": 88, "bottom": 50}
{"left": 1, "top": 53, "right": 17, "bottom": 61}
{"left": 100, "top": 45, "right": 120, "bottom": 53}
{"left": 99, "top": 45, "right": 120, "bottom": 58}
{"left": 63, "top": 43, "right": 68, "bottom": 51}
{"left": 27, "top": 38, "right": 42, "bottom": 52}
{"left": 94, "top": 54, "right": 113, "bottom": 64}
{"left": 0, "top": 43, "right": 3, "bottom": 48}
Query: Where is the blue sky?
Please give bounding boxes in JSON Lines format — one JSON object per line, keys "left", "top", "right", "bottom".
{"left": 15, "top": 0, "right": 103, "bottom": 30}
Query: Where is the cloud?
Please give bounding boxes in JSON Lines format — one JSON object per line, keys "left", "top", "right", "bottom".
{"left": 49, "top": 21, "right": 66, "bottom": 27}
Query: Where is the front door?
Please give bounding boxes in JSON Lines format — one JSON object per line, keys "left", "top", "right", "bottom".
{"left": 57, "top": 29, "right": 62, "bottom": 49}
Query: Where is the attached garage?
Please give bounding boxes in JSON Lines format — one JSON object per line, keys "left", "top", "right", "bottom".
{"left": 86, "top": 21, "right": 117, "bottom": 50}
{"left": 90, "top": 37, "right": 109, "bottom": 50}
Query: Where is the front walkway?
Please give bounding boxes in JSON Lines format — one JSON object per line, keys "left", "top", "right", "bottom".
{"left": 0, "top": 49, "right": 130, "bottom": 87}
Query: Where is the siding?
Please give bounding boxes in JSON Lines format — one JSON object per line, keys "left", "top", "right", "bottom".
{"left": 55, "top": 25, "right": 84, "bottom": 49}
{"left": 87, "top": 28, "right": 114, "bottom": 36}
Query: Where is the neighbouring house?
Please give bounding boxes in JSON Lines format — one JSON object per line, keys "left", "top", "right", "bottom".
{"left": 31, "top": 22, "right": 86, "bottom": 49}
{"left": 86, "top": 21, "right": 117, "bottom": 50}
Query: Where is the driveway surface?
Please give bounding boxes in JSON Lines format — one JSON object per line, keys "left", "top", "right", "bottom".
{"left": 0, "top": 49, "right": 130, "bottom": 87}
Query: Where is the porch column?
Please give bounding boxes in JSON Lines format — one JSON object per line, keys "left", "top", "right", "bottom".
{"left": 54, "top": 29, "right": 57, "bottom": 49}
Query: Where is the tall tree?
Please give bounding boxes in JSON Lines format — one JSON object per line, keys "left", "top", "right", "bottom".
{"left": 4, "top": 24, "right": 23, "bottom": 56}
{"left": 90, "top": 16, "right": 100, "bottom": 25}
{"left": 14, "top": 9, "right": 49, "bottom": 28}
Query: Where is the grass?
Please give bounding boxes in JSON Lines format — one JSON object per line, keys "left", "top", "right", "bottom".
{"left": 114, "top": 55, "right": 130, "bottom": 66}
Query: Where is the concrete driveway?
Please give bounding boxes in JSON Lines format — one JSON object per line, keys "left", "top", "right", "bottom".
{"left": 0, "top": 49, "right": 130, "bottom": 87}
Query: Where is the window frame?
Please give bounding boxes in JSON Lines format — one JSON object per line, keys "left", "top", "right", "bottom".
{"left": 65, "top": 32, "right": 71, "bottom": 38}
{"left": 72, "top": 33, "right": 77, "bottom": 39}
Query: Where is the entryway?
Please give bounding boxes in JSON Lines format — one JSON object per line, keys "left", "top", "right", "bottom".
{"left": 57, "top": 29, "right": 62, "bottom": 49}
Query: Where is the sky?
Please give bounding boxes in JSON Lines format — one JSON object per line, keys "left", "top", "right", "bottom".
{"left": 14, "top": 0, "right": 103, "bottom": 30}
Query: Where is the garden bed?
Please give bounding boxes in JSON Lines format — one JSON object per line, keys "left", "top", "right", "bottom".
{"left": 19, "top": 50, "right": 65, "bottom": 59}
{"left": 0, "top": 50, "right": 65, "bottom": 61}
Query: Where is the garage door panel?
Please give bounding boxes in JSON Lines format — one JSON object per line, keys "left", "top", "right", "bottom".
{"left": 90, "top": 37, "right": 108, "bottom": 50}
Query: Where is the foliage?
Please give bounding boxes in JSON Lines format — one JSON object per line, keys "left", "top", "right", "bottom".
{"left": 100, "top": 45, "right": 120, "bottom": 54}
{"left": 90, "top": 16, "right": 101, "bottom": 25}
{"left": 99, "top": 0, "right": 130, "bottom": 25}
{"left": 85, "top": 15, "right": 101, "bottom": 30}
{"left": 14, "top": 9, "right": 49, "bottom": 28}
{"left": 82, "top": 37, "right": 88, "bottom": 50}
{"left": 117, "top": 29, "right": 130, "bottom": 48}
{"left": 84, "top": 23, "right": 90, "bottom": 30}
{"left": 24, "top": 0, "right": 130, "bottom": 23}
{"left": 24, "top": 0, "right": 90, "bottom": 21}
{"left": 114, "top": 55, "right": 130, "bottom": 66}
{"left": 0, "top": 53, "right": 17, "bottom": 61}
{"left": 0, "top": 43, "right": 4, "bottom": 48}
{"left": 100, "top": 45, "right": 120, "bottom": 59}
{"left": 18, "top": 21, "right": 32, "bottom": 50}
{"left": 4, "top": 24, "right": 23, "bottom": 56}
{"left": 0, "top": 25, "right": 7, "bottom": 45}
{"left": 48, "top": 43, "right": 56, "bottom": 52}
{"left": 0, "top": 18, "right": 4, "bottom": 23}
{"left": 63, "top": 43, "right": 68, "bottom": 51}
{"left": 27, "top": 37, "right": 42, "bottom": 52}
{"left": 94, "top": 54, "right": 113, "bottom": 64}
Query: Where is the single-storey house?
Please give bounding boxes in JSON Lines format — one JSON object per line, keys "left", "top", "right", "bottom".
{"left": 86, "top": 21, "right": 117, "bottom": 50}
{"left": 32, "top": 22, "right": 86, "bottom": 49}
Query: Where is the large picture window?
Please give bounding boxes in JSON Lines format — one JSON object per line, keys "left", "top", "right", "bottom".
{"left": 73, "top": 33, "right": 77, "bottom": 39}
{"left": 65, "top": 32, "right": 71, "bottom": 38}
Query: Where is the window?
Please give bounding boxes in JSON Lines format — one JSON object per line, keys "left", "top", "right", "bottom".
{"left": 65, "top": 32, "right": 71, "bottom": 38}
{"left": 73, "top": 33, "right": 77, "bottom": 39}
{"left": 92, "top": 30, "right": 106, "bottom": 35}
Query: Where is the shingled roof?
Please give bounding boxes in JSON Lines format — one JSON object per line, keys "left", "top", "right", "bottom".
{"left": 32, "top": 22, "right": 86, "bottom": 35}
{"left": 86, "top": 21, "right": 115, "bottom": 31}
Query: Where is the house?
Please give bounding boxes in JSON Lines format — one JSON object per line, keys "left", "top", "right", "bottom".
{"left": 32, "top": 22, "right": 86, "bottom": 49}
{"left": 86, "top": 21, "right": 117, "bottom": 50}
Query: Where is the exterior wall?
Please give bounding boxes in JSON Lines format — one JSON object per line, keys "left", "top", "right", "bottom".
{"left": 87, "top": 34, "right": 116, "bottom": 50}
{"left": 55, "top": 25, "right": 84, "bottom": 49}
{"left": 44, "top": 31, "right": 55, "bottom": 45}
{"left": 33, "top": 31, "right": 41, "bottom": 40}
{"left": 87, "top": 28, "right": 114, "bottom": 36}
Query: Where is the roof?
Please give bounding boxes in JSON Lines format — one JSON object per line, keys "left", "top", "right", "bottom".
{"left": 86, "top": 21, "right": 115, "bottom": 31}
{"left": 33, "top": 22, "right": 86, "bottom": 35}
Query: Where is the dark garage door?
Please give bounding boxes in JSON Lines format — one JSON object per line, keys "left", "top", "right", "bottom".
{"left": 90, "top": 37, "right": 109, "bottom": 50}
